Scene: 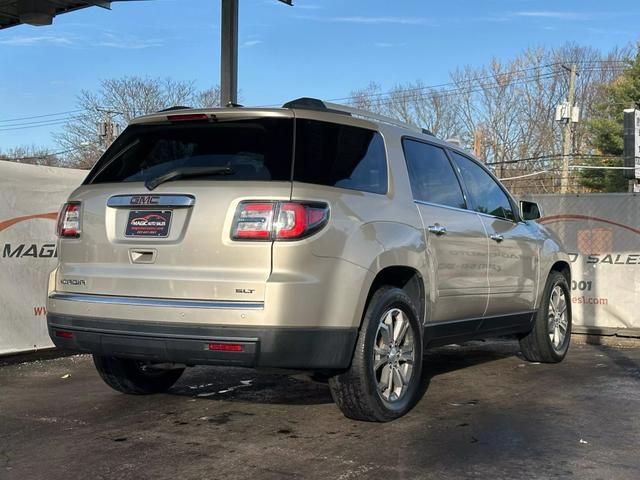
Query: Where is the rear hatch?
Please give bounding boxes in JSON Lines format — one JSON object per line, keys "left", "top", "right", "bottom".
{"left": 56, "top": 110, "right": 294, "bottom": 303}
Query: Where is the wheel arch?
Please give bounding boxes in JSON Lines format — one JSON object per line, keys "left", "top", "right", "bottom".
{"left": 535, "top": 257, "right": 572, "bottom": 309}
{"left": 550, "top": 260, "right": 571, "bottom": 284}
{"left": 363, "top": 266, "right": 426, "bottom": 327}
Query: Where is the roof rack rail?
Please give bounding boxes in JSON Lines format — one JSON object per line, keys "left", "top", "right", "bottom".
{"left": 282, "top": 97, "right": 433, "bottom": 137}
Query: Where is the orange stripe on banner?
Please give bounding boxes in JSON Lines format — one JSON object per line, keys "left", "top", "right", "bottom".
{"left": 539, "top": 214, "right": 640, "bottom": 236}
{"left": 0, "top": 212, "right": 58, "bottom": 233}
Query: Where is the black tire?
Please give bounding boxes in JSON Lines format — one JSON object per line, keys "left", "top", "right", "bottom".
{"left": 328, "top": 286, "right": 424, "bottom": 422}
{"left": 93, "top": 355, "right": 184, "bottom": 394}
{"left": 519, "top": 271, "right": 572, "bottom": 363}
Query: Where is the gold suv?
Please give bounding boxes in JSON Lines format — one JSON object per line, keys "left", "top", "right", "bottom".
{"left": 48, "top": 98, "right": 572, "bottom": 422}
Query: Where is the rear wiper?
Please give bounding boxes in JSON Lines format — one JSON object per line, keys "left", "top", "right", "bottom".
{"left": 145, "top": 166, "right": 234, "bottom": 191}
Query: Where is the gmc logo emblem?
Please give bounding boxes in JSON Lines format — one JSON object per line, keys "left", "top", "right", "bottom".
{"left": 130, "top": 195, "right": 160, "bottom": 205}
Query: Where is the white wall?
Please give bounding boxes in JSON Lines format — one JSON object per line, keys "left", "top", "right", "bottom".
{"left": 0, "top": 161, "right": 86, "bottom": 355}
{"left": 529, "top": 193, "right": 640, "bottom": 337}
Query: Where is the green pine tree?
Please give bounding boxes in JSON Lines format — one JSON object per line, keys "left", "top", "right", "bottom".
{"left": 581, "top": 47, "right": 640, "bottom": 191}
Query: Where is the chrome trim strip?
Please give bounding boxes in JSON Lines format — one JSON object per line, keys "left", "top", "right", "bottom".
{"left": 107, "top": 195, "right": 195, "bottom": 208}
{"left": 414, "top": 200, "right": 474, "bottom": 215}
{"left": 49, "top": 292, "right": 264, "bottom": 310}
{"left": 425, "top": 310, "right": 536, "bottom": 327}
{"left": 414, "top": 200, "right": 518, "bottom": 224}
{"left": 474, "top": 210, "right": 518, "bottom": 224}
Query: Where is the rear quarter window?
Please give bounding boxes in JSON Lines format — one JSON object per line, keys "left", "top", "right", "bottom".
{"left": 294, "top": 119, "right": 388, "bottom": 194}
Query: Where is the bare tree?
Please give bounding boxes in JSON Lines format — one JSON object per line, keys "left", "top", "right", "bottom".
{"left": 0, "top": 145, "right": 61, "bottom": 167}
{"left": 350, "top": 81, "right": 464, "bottom": 140}
{"left": 55, "top": 77, "right": 220, "bottom": 169}
{"left": 349, "top": 42, "right": 630, "bottom": 194}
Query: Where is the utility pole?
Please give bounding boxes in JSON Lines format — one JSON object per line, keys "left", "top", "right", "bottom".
{"left": 623, "top": 108, "right": 640, "bottom": 192}
{"left": 97, "top": 109, "right": 120, "bottom": 147}
{"left": 105, "top": 113, "right": 115, "bottom": 146}
{"left": 473, "top": 127, "right": 483, "bottom": 158}
{"left": 560, "top": 64, "right": 578, "bottom": 194}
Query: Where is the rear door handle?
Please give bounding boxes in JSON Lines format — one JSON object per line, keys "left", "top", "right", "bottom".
{"left": 490, "top": 234, "right": 504, "bottom": 243}
{"left": 427, "top": 224, "right": 447, "bottom": 236}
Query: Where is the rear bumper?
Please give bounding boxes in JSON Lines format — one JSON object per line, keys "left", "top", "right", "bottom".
{"left": 47, "top": 313, "right": 357, "bottom": 370}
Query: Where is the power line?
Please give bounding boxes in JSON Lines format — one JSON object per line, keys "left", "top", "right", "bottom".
{"left": 0, "top": 109, "right": 82, "bottom": 123}
{"left": 332, "top": 62, "right": 628, "bottom": 105}
{"left": 499, "top": 164, "right": 634, "bottom": 181}
{"left": 341, "top": 66, "right": 627, "bottom": 110}
{"left": 0, "top": 117, "right": 84, "bottom": 132}
{"left": 327, "top": 62, "right": 564, "bottom": 102}
{"left": 351, "top": 72, "right": 567, "bottom": 111}
{"left": 329, "top": 60, "right": 628, "bottom": 103}
{"left": 0, "top": 114, "right": 85, "bottom": 129}
{"left": 486, "top": 153, "right": 624, "bottom": 166}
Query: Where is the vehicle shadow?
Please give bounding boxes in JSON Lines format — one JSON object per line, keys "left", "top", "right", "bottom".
{"left": 583, "top": 334, "right": 640, "bottom": 380}
{"left": 169, "top": 339, "right": 521, "bottom": 406}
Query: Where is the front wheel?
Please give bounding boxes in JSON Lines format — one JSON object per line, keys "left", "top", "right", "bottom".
{"left": 328, "top": 286, "right": 424, "bottom": 422}
{"left": 519, "top": 271, "right": 572, "bottom": 363}
{"left": 93, "top": 355, "right": 184, "bottom": 394}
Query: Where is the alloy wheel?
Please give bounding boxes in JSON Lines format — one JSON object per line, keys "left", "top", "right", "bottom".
{"left": 548, "top": 285, "right": 568, "bottom": 351}
{"left": 373, "top": 308, "right": 416, "bottom": 403}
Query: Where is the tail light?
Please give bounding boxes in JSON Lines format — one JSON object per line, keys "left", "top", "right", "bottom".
{"left": 57, "top": 202, "right": 82, "bottom": 238}
{"left": 231, "top": 201, "right": 329, "bottom": 241}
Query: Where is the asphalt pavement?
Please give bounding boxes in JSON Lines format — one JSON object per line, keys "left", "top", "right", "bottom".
{"left": 1, "top": 339, "right": 639, "bottom": 480}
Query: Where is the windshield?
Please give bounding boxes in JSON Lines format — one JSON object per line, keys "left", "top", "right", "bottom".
{"left": 86, "top": 118, "right": 294, "bottom": 184}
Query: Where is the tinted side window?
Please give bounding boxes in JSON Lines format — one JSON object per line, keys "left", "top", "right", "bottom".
{"left": 87, "top": 118, "right": 293, "bottom": 184}
{"left": 402, "top": 139, "right": 466, "bottom": 209}
{"left": 294, "top": 120, "right": 387, "bottom": 194}
{"left": 450, "top": 152, "right": 515, "bottom": 221}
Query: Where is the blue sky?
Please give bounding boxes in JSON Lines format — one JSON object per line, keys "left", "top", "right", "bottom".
{"left": 1, "top": 0, "right": 639, "bottom": 150}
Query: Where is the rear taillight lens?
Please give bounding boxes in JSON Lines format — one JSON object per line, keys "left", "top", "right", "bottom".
{"left": 275, "top": 202, "right": 328, "bottom": 239}
{"left": 231, "top": 201, "right": 329, "bottom": 241}
{"left": 232, "top": 202, "right": 275, "bottom": 239}
{"left": 56, "top": 202, "right": 81, "bottom": 238}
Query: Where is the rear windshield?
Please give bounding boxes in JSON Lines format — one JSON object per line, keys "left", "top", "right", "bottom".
{"left": 86, "top": 117, "right": 387, "bottom": 194}
{"left": 86, "top": 118, "right": 294, "bottom": 184}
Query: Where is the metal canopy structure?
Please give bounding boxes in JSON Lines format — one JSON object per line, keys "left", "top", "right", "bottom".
{"left": 1, "top": 0, "right": 293, "bottom": 105}
{"left": 0, "top": 0, "right": 115, "bottom": 28}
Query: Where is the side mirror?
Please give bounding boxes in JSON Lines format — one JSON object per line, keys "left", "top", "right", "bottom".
{"left": 520, "top": 200, "right": 542, "bottom": 221}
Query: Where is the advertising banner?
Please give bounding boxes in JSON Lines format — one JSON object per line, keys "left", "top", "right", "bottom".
{"left": 529, "top": 193, "right": 640, "bottom": 337}
{"left": 0, "top": 161, "right": 86, "bottom": 355}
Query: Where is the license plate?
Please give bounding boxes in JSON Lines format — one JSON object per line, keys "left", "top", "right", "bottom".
{"left": 125, "top": 210, "right": 172, "bottom": 237}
